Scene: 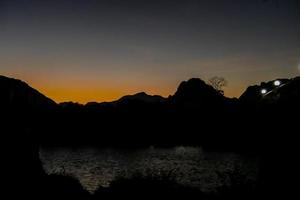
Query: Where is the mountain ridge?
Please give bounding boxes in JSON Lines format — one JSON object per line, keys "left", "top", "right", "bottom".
{"left": 1, "top": 75, "right": 300, "bottom": 111}
{"left": 0, "top": 75, "right": 57, "bottom": 110}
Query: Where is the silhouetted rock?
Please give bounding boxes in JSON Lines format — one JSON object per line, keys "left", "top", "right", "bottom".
{"left": 169, "top": 78, "right": 227, "bottom": 109}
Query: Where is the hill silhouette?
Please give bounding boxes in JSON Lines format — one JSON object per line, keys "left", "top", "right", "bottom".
{"left": 42, "top": 77, "right": 239, "bottom": 148}
{"left": 240, "top": 78, "right": 290, "bottom": 106}
{"left": 1, "top": 75, "right": 299, "bottom": 149}
{"left": 170, "top": 78, "right": 226, "bottom": 108}
{"left": 0, "top": 75, "right": 57, "bottom": 111}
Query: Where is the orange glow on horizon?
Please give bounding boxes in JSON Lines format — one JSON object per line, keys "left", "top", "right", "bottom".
{"left": 34, "top": 84, "right": 241, "bottom": 104}
{"left": 39, "top": 87, "right": 125, "bottom": 104}
{"left": 3, "top": 71, "right": 242, "bottom": 104}
{"left": 34, "top": 84, "right": 173, "bottom": 104}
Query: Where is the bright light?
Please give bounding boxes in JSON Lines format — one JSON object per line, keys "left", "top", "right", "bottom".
{"left": 261, "top": 89, "right": 267, "bottom": 94}
{"left": 274, "top": 80, "right": 281, "bottom": 86}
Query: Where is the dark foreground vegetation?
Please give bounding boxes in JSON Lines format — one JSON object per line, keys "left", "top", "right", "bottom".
{"left": 1, "top": 75, "right": 299, "bottom": 198}
{"left": 92, "top": 171, "right": 258, "bottom": 200}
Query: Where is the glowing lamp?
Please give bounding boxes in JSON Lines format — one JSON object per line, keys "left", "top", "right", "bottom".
{"left": 274, "top": 80, "right": 281, "bottom": 86}
{"left": 261, "top": 89, "right": 267, "bottom": 94}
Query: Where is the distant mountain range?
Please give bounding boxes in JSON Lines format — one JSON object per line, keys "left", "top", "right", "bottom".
{"left": 1, "top": 74, "right": 299, "bottom": 148}
{"left": 1, "top": 75, "right": 299, "bottom": 111}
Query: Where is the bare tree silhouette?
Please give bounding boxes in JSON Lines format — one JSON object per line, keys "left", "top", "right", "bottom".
{"left": 208, "top": 76, "right": 228, "bottom": 95}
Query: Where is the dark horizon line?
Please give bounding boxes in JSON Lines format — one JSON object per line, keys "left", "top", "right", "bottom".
{"left": 1, "top": 74, "right": 298, "bottom": 105}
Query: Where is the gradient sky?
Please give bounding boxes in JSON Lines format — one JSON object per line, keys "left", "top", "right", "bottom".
{"left": 0, "top": 0, "right": 299, "bottom": 103}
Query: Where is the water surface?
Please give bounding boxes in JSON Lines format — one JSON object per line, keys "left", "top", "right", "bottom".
{"left": 40, "top": 146, "right": 258, "bottom": 193}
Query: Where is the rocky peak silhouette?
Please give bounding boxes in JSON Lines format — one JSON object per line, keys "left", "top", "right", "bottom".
{"left": 169, "top": 78, "right": 226, "bottom": 109}
{"left": 0, "top": 75, "right": 56, "bottom": 110}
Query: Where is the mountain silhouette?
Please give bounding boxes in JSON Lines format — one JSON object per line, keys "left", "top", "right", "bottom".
{"left": 57, "top": 78, "right": 226, "bottom": 110}
{"left": 0, "top": 76, "right": 90, "bottom": 199}
{"left": 169, "top": 78, "right": 228, "bottom": 110}
{"left": 0, "top": 76, "right": 233, "bottom": 112}
{"left": 239, "top": 77, "right": 300, "bottom": 113}
{"left": 117, "top": 92, "right": 166, "bottom": 104}
{"left": 261, "top": 77, "right": 300, "bottom": 107}
{"left": 1, "top": 74, "right": 299, "bottom": 148}
{"left": 0, "top": 75, "right": 56, "bottom": 111}
{"left": 1, "top": 74, "right": 299, "bottom": 120}
{"left": 1, "top": 74, "right": 299, "bottom": 198}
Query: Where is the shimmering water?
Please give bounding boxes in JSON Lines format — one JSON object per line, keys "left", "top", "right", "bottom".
{"left": 40, "top": 146, "right": 258, "bottom": 193}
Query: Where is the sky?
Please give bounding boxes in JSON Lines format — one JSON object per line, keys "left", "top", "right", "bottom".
{"left": 0, "top": 0, "right": 299, "bottom": 103}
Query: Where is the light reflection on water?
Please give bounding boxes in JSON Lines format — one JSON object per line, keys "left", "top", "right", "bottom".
{"left": 40, "top": 146, "right": 258, "bottom": 193}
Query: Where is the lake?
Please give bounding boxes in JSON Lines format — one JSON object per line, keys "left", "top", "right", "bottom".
{"left": 40, "top": 146, "right": 259, "bottom": 193}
